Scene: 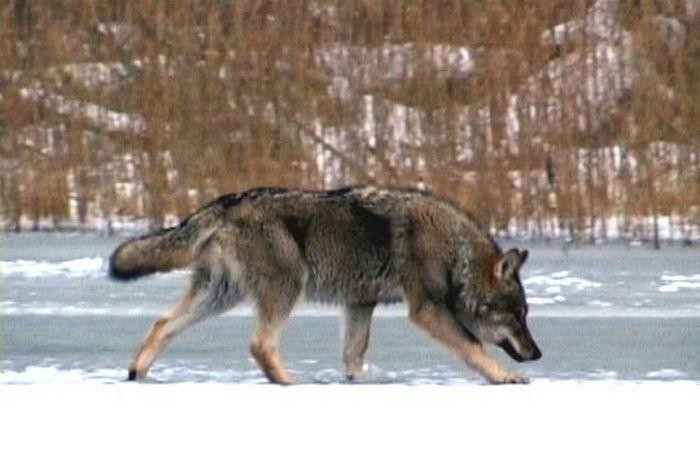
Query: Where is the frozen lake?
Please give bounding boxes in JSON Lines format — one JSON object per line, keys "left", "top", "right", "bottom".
{"left": 2, "top": 233, "right": 700, "bottom": 383}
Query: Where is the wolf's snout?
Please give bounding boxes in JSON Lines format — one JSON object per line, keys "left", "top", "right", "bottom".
{"left": 499, "top": 337, "right": 542, "bottom": 362}
{"left": 521, "top": 336, "right": 542, "bottom": 361}
{"left": 520, "top": 326, "right": 542, "bottom": 361}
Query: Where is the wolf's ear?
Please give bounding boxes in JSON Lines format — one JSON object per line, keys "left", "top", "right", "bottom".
{"left": 519, "top": 249, "right": 529, "bottom": 265}
{"left": 494, "top": 248, "right": 526, "bottom": 280}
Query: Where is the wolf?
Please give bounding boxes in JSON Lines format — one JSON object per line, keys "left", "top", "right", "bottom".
{"left": 110, "top": 186, "right": 541, "bottom": 384}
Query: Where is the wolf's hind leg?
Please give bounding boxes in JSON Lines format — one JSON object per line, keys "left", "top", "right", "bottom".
{"left": 242, "top": 222, "right": 306, "bottom": 385}
{"left": 128, "top": 267, "right": 237, "bottom": 381}
{"left": 342, "top": 303, "right": 376, "bottom": 381}
{"left": 128, "top": 287, "right": 207, "bottom": 380}
{"left": 408, "top": 302, "right": 527, "bottom": 384}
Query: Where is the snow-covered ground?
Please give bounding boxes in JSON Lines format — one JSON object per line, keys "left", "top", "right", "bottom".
{"left": 0, "top": 381, "right": 696, "bottom": 450}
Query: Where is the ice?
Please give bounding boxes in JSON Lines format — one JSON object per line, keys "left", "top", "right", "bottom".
{"left": 661, "top": 274, "right": 700, "bottom": 282}
{"left": 658, "top": 274, "right": 700, "bottom": 293}
{"left": 523, "top": 272, "right": 603, "bottom": 290}
{"left": 0, "top": 306, "right": 159, "bottom": 317}
{"left": 527, "top": 296, "right": 559, "bottom": 305}
{"left": 0, "top": 257, "right": 191, "bottom": 279}
{"left": 0, "top": 257, "right": 105, "bottom": 278}
{"left": 0, "top": 366, "right": 121, "bottom": 384}
{"left": 659, "top": 282, "right": 700, "bottom": 293}
{"left": 646, "top": 369, "right": 688, "bottom": 379}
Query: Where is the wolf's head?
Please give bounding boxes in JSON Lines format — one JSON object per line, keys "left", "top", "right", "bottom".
{"left": 459, "top": 248, "right": 542, "bottom": 362}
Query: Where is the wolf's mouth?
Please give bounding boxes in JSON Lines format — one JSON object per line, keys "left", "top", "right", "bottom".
{"left": 498, "top": 339, "right": 525, "bottom": 362}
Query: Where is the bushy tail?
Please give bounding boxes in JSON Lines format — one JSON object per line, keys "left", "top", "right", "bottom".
{"left": 109, "top": 224, "right": 198, "bottom": 281}
{"left": 108, "top": 189, "right": 266, "bottom": 280}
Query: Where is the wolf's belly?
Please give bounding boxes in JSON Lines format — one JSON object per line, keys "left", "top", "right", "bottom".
{"left": 304, "top": 274, "right": 404, "bottom": 305}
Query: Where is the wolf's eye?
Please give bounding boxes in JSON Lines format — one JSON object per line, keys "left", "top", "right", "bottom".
{"left": 477, "top": 304, "right": 489, "bottom": 316}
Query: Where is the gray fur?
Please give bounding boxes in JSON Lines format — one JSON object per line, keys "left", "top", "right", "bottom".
{"left": 112, "top": 186, "right": 541, "bottom": 384}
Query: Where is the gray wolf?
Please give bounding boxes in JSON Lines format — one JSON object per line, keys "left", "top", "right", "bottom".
{"left": 110, "top": 186, "right": 541, "bottom": 384}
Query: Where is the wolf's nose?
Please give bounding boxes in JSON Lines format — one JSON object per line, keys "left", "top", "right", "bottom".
{"left": 531, "top": 346, "right": 542, "bottom": 361}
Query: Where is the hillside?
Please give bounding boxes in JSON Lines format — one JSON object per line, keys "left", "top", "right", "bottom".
{"left": 1, "top": 0, "right": 699, "bottom": 245}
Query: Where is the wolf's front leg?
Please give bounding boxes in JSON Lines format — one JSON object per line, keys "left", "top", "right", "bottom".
{"left": 408, "top": 302, "right": 528, "bottom": 384}
{"left": 341, "top": 303, "right": 376, "bottom": 381}
{"left": 250, "top": 291, "right": 299, "bottom": 385}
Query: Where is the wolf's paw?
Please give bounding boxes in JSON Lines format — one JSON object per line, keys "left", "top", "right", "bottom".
{"left": 490, "top": 372, "right": 529, "bottom": 385}
{"left": 344, "top": 364, "right": 394, "bottom": 384}
{"left": 127, "top": 367, "right": 148, "bottom": 381}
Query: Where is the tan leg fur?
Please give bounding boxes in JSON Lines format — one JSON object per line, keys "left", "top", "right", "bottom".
{"left": 409, "top": 302, "right": 527, "bottom": 384}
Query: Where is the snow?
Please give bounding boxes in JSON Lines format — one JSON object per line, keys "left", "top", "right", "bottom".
{"left": 658, "top": 274, "right": 700, "bottom": 293}
{"left": 18, "top": 86, "right": 147, "bottom": 135}
{"left": 646, "top": 369, "right": 688, "bottom": 379}
{"left": 0, "top": 257, "right": 104, "bottom": 278}
{"left": 61, "top": 62, "right": 129, "bottom": 89}
{"left": 523, "top": 271, "right": 603, "bottom": 291}
{"left": 541, "top": 0, "right": 627, "bottom": 48}
{"left": 315, "top": 42, "right": 474, "bottom": 88}
{"left": 0, "top": 380, "right": 696, "bottom": 451}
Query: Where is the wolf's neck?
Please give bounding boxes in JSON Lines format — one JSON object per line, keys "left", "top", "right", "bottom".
{"left": 454, "top": 237, "right": 497, "bottom": 298}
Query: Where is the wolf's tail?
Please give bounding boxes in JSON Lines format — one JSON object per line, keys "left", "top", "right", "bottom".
{"left": 108, "top": 188, "right": 284, "bottom": 280}
{"left": 109, "top": 191, "right": 243, "bottom": 281}
{"left": 108, "top": 222, "right": 200, "bottom": 280}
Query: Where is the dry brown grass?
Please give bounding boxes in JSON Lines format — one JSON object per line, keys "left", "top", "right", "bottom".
{"left": 1, "top": 1, "right": 698, "bottom": 242}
